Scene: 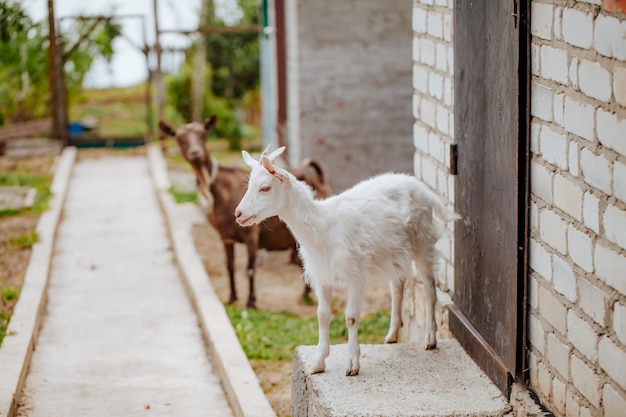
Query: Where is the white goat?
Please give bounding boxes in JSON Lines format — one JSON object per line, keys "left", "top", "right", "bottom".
{"left": 235, "top": 146, "right": 458, "bottom": 376}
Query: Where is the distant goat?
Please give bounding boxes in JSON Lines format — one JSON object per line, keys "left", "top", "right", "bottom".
{"left": 159, "top": 118, "right": 329, "bottom": 308}
{"left": 235, "top": 146, "right": 459, "bottom": 376}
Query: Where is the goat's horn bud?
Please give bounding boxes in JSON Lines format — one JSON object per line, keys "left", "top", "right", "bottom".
{"left": 260, "top": 143, "right": 272, "bottom": 158}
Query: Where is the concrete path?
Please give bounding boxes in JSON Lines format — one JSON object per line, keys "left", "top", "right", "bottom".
{"left": 15, "top": 154, "right": 233, "bottom": 416}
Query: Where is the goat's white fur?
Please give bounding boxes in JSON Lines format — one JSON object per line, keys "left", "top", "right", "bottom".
{"left": 235, "top": 146, "right": 458, "bottom": 376}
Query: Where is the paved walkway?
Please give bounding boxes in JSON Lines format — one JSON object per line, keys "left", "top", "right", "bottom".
{"left": 16, "top": 154, "right": 233, "bottom": 416}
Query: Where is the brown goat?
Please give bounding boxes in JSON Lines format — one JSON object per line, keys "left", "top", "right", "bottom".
{"left": 159, "top": 117, "right": 329, "bottom": 308}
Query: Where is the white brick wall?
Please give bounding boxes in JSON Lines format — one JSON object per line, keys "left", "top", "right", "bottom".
{"left": 413, "top": 1, "right": 626, "bottom": 415}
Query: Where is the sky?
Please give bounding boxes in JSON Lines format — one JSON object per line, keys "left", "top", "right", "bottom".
{"left": 22, "top": 0, "right": 241, "bottom": 88}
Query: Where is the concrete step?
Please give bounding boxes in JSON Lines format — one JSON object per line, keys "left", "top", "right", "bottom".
{"left": 292, "top": 340, "right": 511, "bottom": 417}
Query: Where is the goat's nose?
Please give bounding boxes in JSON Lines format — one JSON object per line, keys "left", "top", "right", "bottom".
{"left": 234, "top": 209, "right": 242, "bottom": 219}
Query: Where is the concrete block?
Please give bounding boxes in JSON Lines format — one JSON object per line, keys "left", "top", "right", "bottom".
{"left": 420, "top": 38, "right": 435, "bottom": 66}
{"left": 413, "top": 122, "right": 429, "bottom": 154}
{"left": 541, "top": 45, "right": 569, "bottom": 84}
{"left": 552, "top": 255, "right": 576, "bottom": 302}
{"left": 569, "top": 140, "right": 578, "bottom": 177}
{"left": 567, "top": 225, "right": 593, "bottom": 272}
{"left": 531, "top": 161, "right": 553, "bottom": 204}
{"left": 571, "top": 355, "right": 601, "bottom": 408}
{"left": 564, "top": 97, "right": 594, "bottom": 142}
{"left": 530, "top": 238, "right": 552, "bottom": 282}
{"left": 414, "top": 64, "right": 429, "bottom": 94}
{"left": 615, "top": 66, "right": 626, "bottom": 107}
{"left": 603, "top": 204, "right": 626, "bottom": 251}
{"left": 554, "top": 173, "right": 582, "bottom": 221}
{"left": 579, "top": 278, "right": 607, "bottom": 326}
{"left": 429, "top": 71, "right": 443, "bottom": 100}
{"left": 413, "top": 6, "right": 427, "bottom": 34}
{"left": 428, "top": 131, "right": 444, "bottom": 163}
{"left": 604, "top": 383, "right": 626, "bottom": 417}
{"left": 529, "top": 313, "right": 545, "bottom": 354}
{"left": 539, "top": 286, "right": 567, "bottom": 335}
{"left": 579, "top": 60, "right": 611, "bottom": 102}
{"left": 594, "top": 15, "right": 626, "bottom": 60}
{"left": 427, "top": 11, "right": 443, "bottom": 38}
{"left": 595, "top": 243, "right": 626, "bottom": 296}
{"left": 554, "top": 92, "right": 564, "bottom": 127}
{"left": 562, "top": 8, "right": 593, "bottom": 49}
{"left": 615, "top": 160, "right": 626, "bottom": 204}
{"left": 436, "top": 105, "right": 449, "bottom": 136}
{"left": 436, "top": 43, "right": 447, "bottom": 72}
{"left": 443, "top": 14, "right": 452, "bottom": 42}
{"left": 569, "top": 56, "right": 579, "bottom": 89}
{"left": 540, "top": 209, "right": 567, "bottom": 254}
{"left": 597, "top": 109, "right": 626, "bottom": 158}
{"left": 613, "top": 302, "right": 626, "bottom": 347}
{"left": 583, "top": 192, "right": 600, "bottom": 234}
{"left": 599, "top": 336, "right": 626, "bottom": 390}
{"left": 291, "top": 341, "right": 511, "bottom": 417}
{"left": 581, "top": 149, "right": 612, "bottom": 195}
{"left": 552, "top": 377, "right": 566, "bottom": 415}
{"left": 531, "top": 2, "right": 553, "bottom": 40}
{"left": 421, "top": 98, "right": 437, "bottom": 129}
{"left": 567, "top": 310, "right": 598, "bottom": 363}
{"left": 547, "top": 333, "right": 570, "bottom": 379}
{"left": 554, "top": 7, "right": 562, "bottom": 40}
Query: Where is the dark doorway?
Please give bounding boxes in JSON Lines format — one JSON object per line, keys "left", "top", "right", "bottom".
{"left": 450, "top": 0, "right": 530, "bottom": 396}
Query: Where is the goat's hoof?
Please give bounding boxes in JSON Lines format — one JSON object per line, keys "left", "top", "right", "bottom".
{"left": 425, "top": 342, "right": 437, "bottom": 350}
{"left": 345, "top": 367, "right": 359, "bottom": 377}
{"left": 227, "top": 297, "right": 237, "bottom": 305}
{"left": 385, "top": 336, "right": 398, "bottom": 344}
{"left": 246, "top": 301, "right": 257, "bottom": 309}
{"left": 310, "top": 366, "right": 325, "bottom": 375}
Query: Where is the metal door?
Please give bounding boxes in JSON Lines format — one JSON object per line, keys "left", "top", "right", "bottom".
{"left": 451, "top": 0, "right": 530, "bottom": 396}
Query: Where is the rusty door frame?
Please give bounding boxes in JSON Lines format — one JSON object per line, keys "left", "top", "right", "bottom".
{"left": 449, "top": 0, "right": 531, "bottom": 397}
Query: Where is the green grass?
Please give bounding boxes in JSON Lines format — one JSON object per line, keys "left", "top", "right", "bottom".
{"left": 0, "top": 172, "right": 51, "bottom": 217}
{"left": 168, "top": 185, "right": 198, "bottom": 204}
{"left": 226, "top": 305, "right": 392, "bottom": 361}
{"left": 9, "top": 231, "right": 39, "bottom": 249}
{"left": 0, "top": 288, "right": 18, "bottom": 348}
{"left": 0, "top": 310, "right": 9, "bottom": 347}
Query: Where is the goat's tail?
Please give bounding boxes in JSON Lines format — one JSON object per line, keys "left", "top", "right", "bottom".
{"left": 430, "top": 194, "right": 461, "bottom": 224}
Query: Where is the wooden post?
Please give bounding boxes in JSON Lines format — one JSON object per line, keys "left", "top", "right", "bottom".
{"left": 192, "top": 0, "right": 212, "bottom": 122}
{"left": 47, "top": 0, "right": 68, "bottom": 143}
{"left": 153, "top": 0, "right": 164, "bottom": 135}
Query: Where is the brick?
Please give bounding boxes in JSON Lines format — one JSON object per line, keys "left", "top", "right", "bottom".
{"left": 553, "top": 255, "right": 576, "bottom": 302}
{"left": 541, "top": 45, "right": 569, "bottom": 85}
{"left": 554, "top": 7, "right": 562, "bottom": 40}
{"left": 597, "top": 109, "right": 626, "bottom": 158}
{"left": 571, "top": 355, "right": 601, "bottom": 407}
{"left": 547, "top": 332, "right": 570, "bottom": 378}
{"left": 443, "top": 77, "right": 452, "bottom": 107}
{"left": 540, "top": 125, "right": 568, "bottom": 169}
{"left": 427, "top": 11, "right": 443, "bottom": 39}
{"left": 531, "top": 2, "right": 553, "bottom": 40}
{"left": 412, "top": 94, "right": 421, "bottom": 119}
{"left": 413, "top": 64, "right": 428, "bottom": 94}
{"left": 532, "top": 44, "right": 541, "bottom": 76}
{"left": 570, "top": 56, "right": 579, "bottom": 89}
{"left": 529, "top": 313, "right": 545, "bottom": 353}
{"left": 447, "top": 46, "right": 453, "bottom": 75}
{"left": 566, "top": 390, "right": 581, "bottom": 417}
{"left": 579, "top": 60, "right": 611, "bottom": 102}
{"left": 615, "top": 66, "right": 626, "bottom": 108}
{"left": 436, "top": 105, "right": 448, "bottom": 135}
{"left": 530, "top": 276, "right": 539, "bottom": 311}
{"left": 531, "top": 122, "right": 540, "bottom": 154}
{"left": 562, "top": 8, "right": 593, "bottom": 49}
{"left": 436, "top": 43, "right": 447, "bottom": 72}
{"left": 567, "top": 225, "right": 593, "bottom": 272}
{"left": 594, "top": 15, "right": 626, "bottom": 60}
{"left": 580, "top": 149, "right": 612, "bottom": 195}
{"left": 531, "top": 160, "right": 553, "bottom": 204}
{"left": 554, "top": 174, "right": 582, "bottom": 221}
{"left": 420, "top": 38, "right": 435, "bottom": 66}
{"left": 615, "top": 302, "right": 626, "bottom": 347}
{"left": 420, "top": 98, "right": 437, "bottom": 129}
{"left": 553, "top": 378, "right": 566, "bottom": 415}
{"left": 413, "top": 122, "right": 429, "bottom": 154}
{"left": 567, "top": 310, "right": 598, "bottom": 363}
{"left": 429, "top": 72, "right": 443, "bottom": 100}
{"left": 531, "top": 82, "right": 553, "bottom": 122}
{"left": 539, "top": 286, "right": 567, "bottom": 334}
{"left": 599, "top": 336, "right": 626, "bottom": 390}
{"left": 413, "top": 37, "right": 421, "bottom": 62}
{"left": 412, "top": 6, "right": 427, "bottom": 34}
{"left": 595, "top": 243, "right": 626, "bottom": 296}
{"left": 428, "top": 131, "right": 444, "bottom": 163}
{"left": 530, "top": 238, "right": 552, "bottom": 282}
{"left": 569, "top": 140, "right": 579, "bottom": 177}
{"left": 604, "top": 383, "right": 626, "bottom": 417}
{"left": 443, "top": 14, "right": 452, "bottom": 42}
{"left": 604, "top": 204, "right": 626, "bottom": 251}
{"left": 554, "top": 93, "right": 564, "bottom": 127}
{"left": 583, "top": 192, "right": 600, "bottom": 234}
{"left": 615, "top": 161, "right": 626, "bottom": 204}
{"left": 540, "top": 209, "right": 567, "bottom": 254}
{"left": 422, "top": 157, "right": 438, "bottom": 190}
{"left": 564, "top": 97, "right": 594, "bottom": 142}
{"left": 579, "top": 278, "right": 606, "bottom": 326}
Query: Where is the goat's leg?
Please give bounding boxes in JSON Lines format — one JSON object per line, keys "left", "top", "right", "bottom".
{"left": 225, "top": 243, "right": 237, "bottom": 304}
{"left": 416, "top": 256, "right": 437, "bottom": 350}
{"left": 311, "top": 284, "right": 332, "bottom": 374}
{"left": 345, "top": 285, "right": 364, "bottom": 376}
{"left": 244, "top": 243, "right": 257, "bottom": 309}
{"left": 385, "top": 278, "right": 405, "bottom": 344}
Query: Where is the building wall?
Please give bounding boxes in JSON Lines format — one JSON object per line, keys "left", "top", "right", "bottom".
{"left": 286, "top": 0, "right": 415, "bottom": 192}
{"left": 412, "top": 0, "right": 626, "bottom": 415}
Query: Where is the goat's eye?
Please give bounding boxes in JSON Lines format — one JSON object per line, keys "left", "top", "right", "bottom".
{"left": 259, "top": 186, "right": 271, "bottom": 193}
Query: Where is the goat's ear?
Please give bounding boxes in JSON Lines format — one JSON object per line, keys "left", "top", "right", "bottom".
{"left": 267, "top": 146, "right": 286, "bottom": 163}
{"left": 204, "top": 115, "right": 217, "bottom": 131}
{"left": 261, "top": 155, "right": 286, "bottom": 182}
{"left": 158, "top": 121, "right": 176, "bottom": 137}
{"left": 242, "top": 150, "right": 258, "bottom": 168}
